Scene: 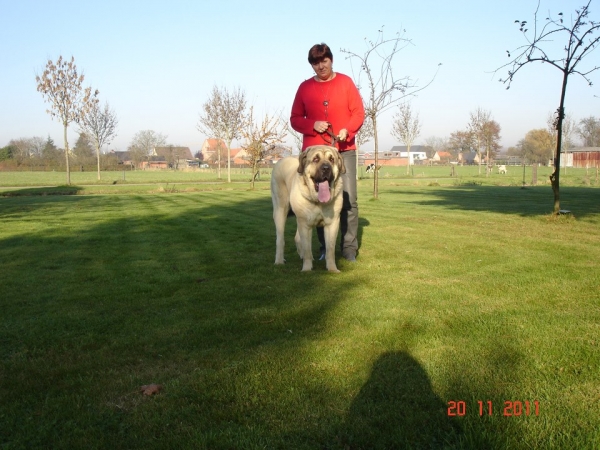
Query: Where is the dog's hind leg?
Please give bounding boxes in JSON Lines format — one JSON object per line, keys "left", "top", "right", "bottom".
{"left": 274, "top": 212, "right": 287, "bottom": 264}
{"left": 294, "top": 228, "right": 302, "bottom": 259}
{"left": 273, "top": 196, "right": 289, "bottom": 265}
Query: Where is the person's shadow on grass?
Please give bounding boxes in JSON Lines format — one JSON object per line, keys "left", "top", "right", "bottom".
{"left": 337, "top": 351, "right": 463, "bottom": 449}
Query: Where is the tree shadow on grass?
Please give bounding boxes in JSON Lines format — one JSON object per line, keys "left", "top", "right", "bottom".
{"left": 388, "top": 185, "right": 600, "bottom": 219}
{"left": 0, "top": 185, "right": 84, "bottom": 197}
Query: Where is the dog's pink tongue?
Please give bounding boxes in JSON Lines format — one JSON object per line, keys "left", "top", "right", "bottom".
{"left": 317, "top": 181, "right": 331, "bottom": 203}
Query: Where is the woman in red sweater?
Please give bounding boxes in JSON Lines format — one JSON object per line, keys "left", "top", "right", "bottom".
{"left": 290, "top": 43, "right": 365, "bottom": 262}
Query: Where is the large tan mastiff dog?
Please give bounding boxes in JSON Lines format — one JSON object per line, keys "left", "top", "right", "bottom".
{"left": 271, "top": 145, "right": 345, "bottom": 272}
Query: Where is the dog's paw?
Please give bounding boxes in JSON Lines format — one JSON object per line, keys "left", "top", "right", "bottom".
{"left": 301, "top": 261, "right": 313, "bottom": 271}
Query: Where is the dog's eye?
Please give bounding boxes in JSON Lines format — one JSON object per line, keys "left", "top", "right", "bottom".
{"left": 329, "top": 155, "right": 334, "bottom": 163}
{"left": 312, "top": 156, "right": 320, "bottom": 163}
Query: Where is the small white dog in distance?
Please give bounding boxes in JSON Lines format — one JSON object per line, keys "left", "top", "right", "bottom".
{"left": 498, "top": 165, "right": 507, "bottom": 174}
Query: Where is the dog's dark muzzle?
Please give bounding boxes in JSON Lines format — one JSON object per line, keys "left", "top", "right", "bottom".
{"left": 316, "top": 163, "right": 333, "bottom": 182}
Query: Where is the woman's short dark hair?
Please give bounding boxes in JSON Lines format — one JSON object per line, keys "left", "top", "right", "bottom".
{"left": 308, "top": 43, "right": 333, "bottom": 65}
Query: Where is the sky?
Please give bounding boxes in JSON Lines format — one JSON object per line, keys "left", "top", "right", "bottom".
{"left": 1, "top": 0, "right": 599, "bottom": 155}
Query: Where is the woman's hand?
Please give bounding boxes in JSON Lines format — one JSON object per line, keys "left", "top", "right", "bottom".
{"left": 337, "top": 129, "right": 348, "bottom": 141}
{"left": 314, "top": 121, "right": 329, "bottom": 133}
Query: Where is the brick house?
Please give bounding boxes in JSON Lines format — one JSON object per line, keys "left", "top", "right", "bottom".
{"left": 201, "top": 139, "right": 227, "bottom": 163}
{"left": 152, "top": 146, "right": 194, "bottom": 169}
{"left": 432, "top": 151, "right": 453, "bottom": 164}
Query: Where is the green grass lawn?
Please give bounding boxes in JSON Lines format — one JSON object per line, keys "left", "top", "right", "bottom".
{"left": 0, "top": 179, "right": 599, "bottom": 449}
{"left": 1, "top": 164, "right": 599, "bottom": 191}
{"left": 0, "top": 167, "right": 258, "bottom": 187}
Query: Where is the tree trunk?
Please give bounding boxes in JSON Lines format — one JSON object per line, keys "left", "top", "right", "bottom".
{"left": 217, "top": 145, "right": 222, "bottom": 180}
{"left": 96, "top": 144, "right": 101, "bottom": 180}
{"left": 551, "top": 72, "right": 569, "bottom": 214}
{"left": 251, "top": 160, "right": 258, "bottom": 189}
{"left": 227, "top": 143, "right": 231, "bottom": 183}
{"left": 373, "top": 115, "right": 379, "bottom": 199}
{"left": 550, "top": 167, "right": 560, "bottom": 213}
{"left": 63, "top": 123, "right": 71, "bottom": 185}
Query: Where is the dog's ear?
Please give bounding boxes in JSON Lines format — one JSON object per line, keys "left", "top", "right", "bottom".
{"left": 337, "top": 151, "right": 346, "bottom": 174}
{"left": 297, "top": 150, "right": 307, "bottom": 174}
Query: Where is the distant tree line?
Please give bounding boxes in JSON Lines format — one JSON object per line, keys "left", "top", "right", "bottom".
{"left": 0, "top": 134, "right": 123, "bottom": 171}
{"left": 4, "top": 113, "right": 598, "bottom": 172}
{"left": 508, "top": 115, "right": 600, "bottom": 165}
{"left": 421, "top": 113, "right": 600, "bottom": 167}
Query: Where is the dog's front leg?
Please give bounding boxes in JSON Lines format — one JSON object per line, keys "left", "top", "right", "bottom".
{"left": 296, "top": 223, "right": 313, "bottom": 271}
{"left": 323, "top": 222, "right": 340, "bottom": 273}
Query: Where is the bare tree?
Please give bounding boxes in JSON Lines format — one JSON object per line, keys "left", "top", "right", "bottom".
{"left": 128, "top": 130, "right": 167, "bottom": 168}
{"left": 481, "top": 120, "right": 502, "bottom": 173}
{"left": 80, "top": 101, "right": 118, "bottom": 180}
{"left": 271, "top": 144, "right": 293, "bottom": 159}
{"left": 547, "top": 111, "right": 577, "bottom": 171}
{"left": 7, "top": 137, "right": 45, "bottom": 164}
{"left": 497, "top": 0, "right": 600, "bottom": 213}
{"left": 356, "top": 114, "right": 374, "bottom": 149}
{"left": 546, "top": 112, "right": 559, "bottom": 156}
{"left": 281, "top": 114, "right": 304, "bottom": 154}
{"left": 391, "top": 103, "right": 421, "bottom": 175}
{"left": 5, "top": 139, "right": 29, "bottom": 165}
{"left": 342, "top": 28, "right": 440, "bottom": 198}
{"left": 355, "top": 114, "right": 374, "bottom": 178}
{"left": 468, "top": 108, "right": 492, "bottom": 175}
{"left": 36, "top": 56, "right": 99, "bottom": 185}
{"left": 448, "top": 130, "right": 475, "bottom": 163}
{"left": 561, "top": 115, "right": 577, "bottom": 150}
{"left": 578, "top": 116, "right": 600, "bottom": 146}
{"left": 198, "top": 85, "right": 247, "bottom": 182}
{"left": 242, "top": 107, "right": 287, "bottom": 189}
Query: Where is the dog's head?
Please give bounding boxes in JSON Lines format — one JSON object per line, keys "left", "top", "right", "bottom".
{"left": 298, "top": 145, "right": 345, "bottom": 203}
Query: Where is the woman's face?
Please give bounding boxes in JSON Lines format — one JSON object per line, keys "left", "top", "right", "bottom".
{"left": 312, "top": 58, "right": 333, "bottom": 81}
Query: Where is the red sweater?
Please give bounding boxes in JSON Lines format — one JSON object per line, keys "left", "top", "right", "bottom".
{"left": 290, "top": 73, "right": 365, "bottom": 151}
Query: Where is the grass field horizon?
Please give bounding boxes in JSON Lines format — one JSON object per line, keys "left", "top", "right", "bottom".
{"left": 1, "top": 164, "right": 599, "bottom": 189}
{"left": 1, "top": 173, "right": 599, "bottom": 448}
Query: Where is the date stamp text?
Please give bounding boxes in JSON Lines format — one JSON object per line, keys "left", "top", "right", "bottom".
{"left": 447, "top": 400, "right": 540, "bottom": 417}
